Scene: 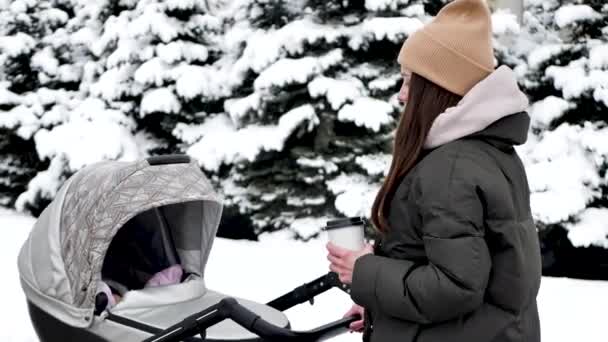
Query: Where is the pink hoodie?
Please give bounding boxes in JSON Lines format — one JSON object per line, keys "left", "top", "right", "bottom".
{"left": 424, "top": 65, "right": 529, "bottom": 149}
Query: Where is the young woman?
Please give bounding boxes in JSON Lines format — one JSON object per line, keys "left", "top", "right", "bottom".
{"left": 326, "top": 0, "right": 542, "bottom": 341}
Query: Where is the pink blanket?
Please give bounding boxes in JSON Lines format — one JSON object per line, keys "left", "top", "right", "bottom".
{"left": 145, "top": 264, "right": 184, "bottom": 288}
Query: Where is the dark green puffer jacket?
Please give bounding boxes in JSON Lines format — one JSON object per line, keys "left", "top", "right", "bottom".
{"left": 351, "top": 67, "right": 542, "bottom": 342}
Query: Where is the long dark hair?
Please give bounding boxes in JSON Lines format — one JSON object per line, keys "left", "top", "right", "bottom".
{"left": 371, "top": 73, "right": 462, "bottom": 234}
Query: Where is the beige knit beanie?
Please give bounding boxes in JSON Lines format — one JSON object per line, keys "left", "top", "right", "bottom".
{"left": 398, "top": 0, "right": 495, "bottom": 96}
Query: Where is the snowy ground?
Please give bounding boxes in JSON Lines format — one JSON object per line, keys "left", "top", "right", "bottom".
{"left": 2, "top": 208, "right": 607, "bottom": 342}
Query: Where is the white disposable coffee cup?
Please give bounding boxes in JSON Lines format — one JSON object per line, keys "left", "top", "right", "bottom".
{"left": 324, "top": 217, "right": 366, "bottom": 251}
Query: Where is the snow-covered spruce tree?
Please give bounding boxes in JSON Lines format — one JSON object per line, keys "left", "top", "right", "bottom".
{"left": 511, "top": 0, "right": 608, "bottom": 278}
{"left": 83, "top": 0, "right": 246, "bottom": 237}
{"left": 88, "top": 0, "right": 229, "bottom": 155}
{"left": 179, "top": 0, "right": 450, "bottom": 239}
{"left": 177, "top": 0, "right": 527, "bottom": 240}
{"left": 0, "top": 0, "right": 80, "bottom": 213}
{"left": 0, "top": 0, "right": 149, "bottom": 215}
{"left": 0, "top": 0, "right": 230, "bottom": 215}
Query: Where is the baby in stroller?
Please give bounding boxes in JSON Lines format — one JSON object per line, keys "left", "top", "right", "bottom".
{"left": 95, "top": 206, "right": 188, "bottom": 313}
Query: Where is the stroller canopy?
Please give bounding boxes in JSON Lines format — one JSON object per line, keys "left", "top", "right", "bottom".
{"left": 18, "top": 156, "right": 223, "bottom": 328}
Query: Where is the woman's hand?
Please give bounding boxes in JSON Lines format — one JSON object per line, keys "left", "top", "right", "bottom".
{"left": 344, "top": 303, "right": 365, "bottom": 332}
{"left": 326, "top": 242, "right": 374, "bottom": 285}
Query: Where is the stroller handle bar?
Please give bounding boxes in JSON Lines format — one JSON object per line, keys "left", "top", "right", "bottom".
{"left": 143, "top": 297, "right": 360, "bottom": 342}
{"left": 143, "top": 271, "right": 358, "bottom": 342}
{"left": 266, "top": 271, "right": 350, "bottom": 311}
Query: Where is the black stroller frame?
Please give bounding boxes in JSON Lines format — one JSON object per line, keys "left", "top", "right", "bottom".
{"left": 104, "top": 271, "right": 357, "bottom": 341}
{"left": 155, "top": 272, "right": 356, "bottom": 341}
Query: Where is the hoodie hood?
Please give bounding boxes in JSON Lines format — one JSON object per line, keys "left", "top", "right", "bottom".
{"left": 424, "top": 65, "right": 530, "bottom": 149}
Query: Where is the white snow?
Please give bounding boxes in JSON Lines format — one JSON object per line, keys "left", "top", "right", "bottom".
{"left": 0, "top": 84, "right": 21, "bottom": 105}
{"left": 92, "top": 14, "right": 129, "bottom": 57}
{"left": 578, "top": 123, "right": 608, "bottom": 168}
{"left": 527, "top": 44, "right": 563, "bottom": 70}
{"left": 134, "top": 57, "right": 171, "bottom": 87}
{"left": 14, "top": 156, "right": 66, "bottom": 211}
{"left": 31, "top": 47, "right": 59, "bottom": 77}
{"left": 231, "top": 19, "right": 342, "bottom": 79}
{"left": 286, "top": 197, "right": 326, "bottom": 207}
{"left": 350, "top": 63, "right": 383, "bottom": 79}
{"left": 0, "top": 209, "right": 39, "bottom": 342}
{"left": 165, "top": 0, "right": 205, "bottom": 11}
{"left": 529, "top": 96, "right": 573, "bottom": 129}
{"left": 593, "top": 87, "right": 608, "bottom": 107}
{"left": 90, "top": 64, "right": 142, "bottom": 102}
{"left": 224, "top": 93, "right": 262, "bottom": 125}
{"left": 254, "top": 50, "right": 343, "bottom": 91}
{"left": 260, "top": 191, "right": 283, "bottom": 203}
{"left": 186, "top": 13, "right": 222, "bottom": 32}
{"left": 230, "top": 30, "right": 283, "bottom": 79}
{"left": 545, "top": 60, "right": 608, "bottom": 101}
{"left": 368, "top": 74, "right": 401, "bottom": 92}
{"left": 566, "top": 208, "right": 608, "bottom": 249}
{"left": 554, "top": 4, "right": 601, "bottom": 28}
{"left": 8, "top": 0, "right": 32, "bottom": 13}
{"left": 232, "top": 16, "right": 421, "bottom": 86}
{"left": 338, "top": 97, "right": 394, "bottom": 132}
{"left": 361, "top": 17, "right": 423, "bottom": 42}
{"left": 38, "top": 8, "right": 69, "bottom": 26}
{"left": 523, "top": 124, "right": 604, "bottom": 224}
{"left": 308, "top": 76, "right": 365, "bottom": 110}
{"left": 289, "top": 216, "right": 329, "bottom": 240}
{"left": 355, "top": 154, "right": 391, "bottom": 176}
{"left": 589, "top": 43, "right": 608, "bottom": 69}
{"left": 56, "top": 64, "right": 82, "bottom": 83}
{"left": 491, "top": 9, "right": 521, "bottom": 35}
{"left": 140, "top": 87, "right": 182, "bottom": 116}
{"left": 188, "top": 105, "right": 319, "bottom": 172}
{"left": 272, "top": 19, "right": 343, "bottom": 56}
{"left": 401, "top": 3, "right": 426, "bottom": 17}
{"left": 3, "top": 208, "right": 608, "bottom": 342}
{"left": 173, "top": 64, "right": 230, "bottom": 100}
{"left": 175, "top": 115, "right": 231, "bottom": 149}
{"left": 156, "top": 41, "right": 209, "bottom": 64}
{"left": 104, "top": 41, "right": 154, "bottom": 71}
{"left": 217, "top": 177, "right": 262, "bottom": 213}
{"left": 1, "top": 103, "right": 43, "bottom": 140}
{"left": 128, "top": 7, "right": 182, "bottom": 43}
{"left": 296, "top": 157, "right": 339, "bottom": 174}
{"left": 349, "top": 17, "right": 423, "bottom": 50}
{"left": 326, "top": 173, "right": 379, "bottom": 218}
{"left": 34, "top": 99, "right": 142, "bottom": 172}
{"left": 365, "top": 0, "right": 395, "bottom": 11}
{"left": 0, "top": 32, "right": 36, "bottom": 57}
{"left": 545, "top": 62, "right": 587, "bottom": 99}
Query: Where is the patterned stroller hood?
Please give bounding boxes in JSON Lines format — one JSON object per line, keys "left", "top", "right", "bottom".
{"left": 18, "top": 156, "right": 223, "bottom": 328}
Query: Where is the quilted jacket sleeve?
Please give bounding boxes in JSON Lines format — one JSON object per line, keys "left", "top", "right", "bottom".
{"left": 351, "top": 149, "right": 492, "bottom": 324}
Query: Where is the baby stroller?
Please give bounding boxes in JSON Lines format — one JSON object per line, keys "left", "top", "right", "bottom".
{"left": 17, "top": 155, "right": 357, "bottom": 341}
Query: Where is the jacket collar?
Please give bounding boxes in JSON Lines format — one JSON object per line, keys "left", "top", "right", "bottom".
{"left": 423, "top": 65, "right": 530, "bottom": 149}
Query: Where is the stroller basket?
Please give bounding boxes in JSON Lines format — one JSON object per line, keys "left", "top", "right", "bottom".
{"left": 18, "top": 155, "right": 358, "bottom": 342}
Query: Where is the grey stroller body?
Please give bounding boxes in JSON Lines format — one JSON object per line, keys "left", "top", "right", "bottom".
{"left": 18, "top": 155, "right": 356, "bottom": 342}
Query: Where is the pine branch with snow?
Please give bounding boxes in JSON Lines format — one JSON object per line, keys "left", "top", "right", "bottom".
{"left": 513, "top": 0, "right": 608, "bottom": 250}
{"left": 174, "top": 0, "right": 429, "bottom": 236}
{"left": 0, "top": 0, "right": 82, "bottom": 213}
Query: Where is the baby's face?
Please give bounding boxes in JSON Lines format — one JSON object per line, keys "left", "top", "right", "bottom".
{"left": 113, "top": 294, "right": 122, "bottom": 304}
